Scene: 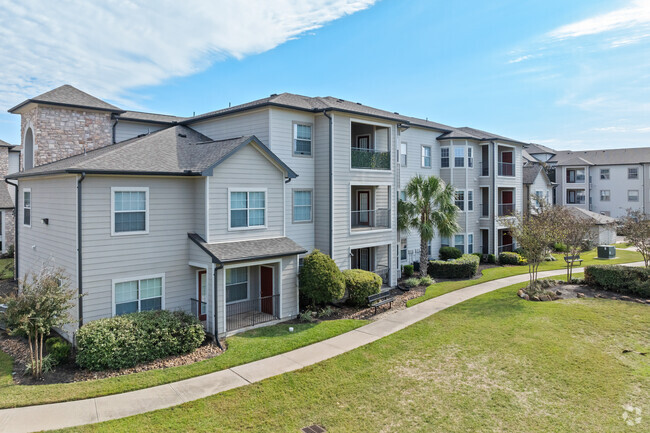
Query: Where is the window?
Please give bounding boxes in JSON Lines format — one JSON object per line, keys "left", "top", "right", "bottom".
{"left": 467, "top": 190, "right": 474, "bottom": 211}
{"left": 422, "top": 146, "right": 432, "bottom": 168}
{"left": 23, "top": 189, "right": 31, "bottom": 227}
{"left": 441, "top": 237, "right": 449, "bottom": 248}
{"left": 427, "top": 240, "right": 432, "bottom": 257}
{"left": 628, "top": 168, "right": 639, "bottom": 179}
{"left": 440, "top": 147, "right": 449, "bottom": 168}
{"left": 399, "top": 190, "right": 406, "bottom": 201}
{"left": 230, "top": 191, "right": 266, "bottom": 229}
{"left": 226, "top": 267, "right": 249, "bottom": 303}
{"left": 112, "top": 188, "right": 148, "bottom": 235}
{"left": 600, "top": 169, "right": 610, "bottom": 180}
{"left": 467, "top": 148, "right": 473, "bottom": 168}
{"left": 468, "top": 234, "right": 474, "bottom": 254}
{"left": 293, "top": 123, "right": 312, "bottom": 156}
{"left": 400, "top": 238, "right": 407, "bottom": 261}
{"left": 566, "top": 168, "right": 585, "bottom": 183}
{"left": 454, "top": 234, "right": 465, "bottom": 254}
{"left": 293, "top": 190, "right": 312, "bottom": 223}
{"left": 628, "top": 190, "right": 639, "bottom": 202}
{"left": 600, "top": 190, "right": 610, "bottom": 202}
{"left": 566, "top": 189, "right": 585, "bottom": 204}
{"left": 114, "top": 275, "right": 163, "bottom": 316}
{"left": 400, "top": 142, "right": 407, "bottom": 167}
{"left": 455, "top": 190, "right": 465, "bottom": 211}
{"left": 454, "top": 147, "right": 465, "bottom": 167}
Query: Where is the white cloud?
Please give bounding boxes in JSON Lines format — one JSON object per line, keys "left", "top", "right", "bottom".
{"left": 0, "top": 0, "right": 376, "bottom": 109}
{"left": 507, "top": 54, "right": 533, "bottom": 64}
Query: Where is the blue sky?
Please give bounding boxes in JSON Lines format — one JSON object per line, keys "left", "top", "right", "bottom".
{"left": 1, "top": 0, "right": 649, "bottom": 149}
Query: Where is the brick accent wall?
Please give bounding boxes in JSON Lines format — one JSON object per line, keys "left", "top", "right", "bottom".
{"left": 20, "top": 105, "right": 113, "bottom": 169}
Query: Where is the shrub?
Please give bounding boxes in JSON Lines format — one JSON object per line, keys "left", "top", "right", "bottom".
{"left": 584, "top": 265, "right": 650, "bottom": 297}
{"left": 45, "top": 337, "right": 70, "bottom": 365}
{"left": 419, "top": 275, "right": 434, "bottom": 286}
{"left": 299, "top": 310, "right": 315, "bottom": 323}
{"left": 439, "top": 246, "right": 462, "bottom": 261}
{"left": 24, "top": 354, "right": 56, "bottom": 376}
{"left": 76, "top": 310, "right": 205, "bottom": 371}
{"left": 317, "top": 306, "right": 335, "bottom": 318}
{"left": 404, "top": 277, "right": 420, "bottom": 288}
{"left": 553, "top": 242, "right": 568, "bottom": 252}
{"left": 403, "top": 264, "right": 414, "bottom": 278}
{"left": 499, "top": 252, "right": 526, "bottom": 266}
{"left": 342, "top": 269, "right": 382, "bottom": 307}
{"left": 428, "top": 254, "right": 479, "bottom": 279}
{"left": 487, "top": 254, "right": 496, "bottom": 264}
{"left": 299, "top": 250, "right": 345, "bottom": 306}
{"left": 471, "top": 252, "right": 483, "bottom": 262}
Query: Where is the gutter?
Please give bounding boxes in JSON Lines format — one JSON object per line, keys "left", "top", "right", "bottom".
{"left": 323, "top": 110, "right": 333, "bottom": 255}
{"left": 4, "top": 178, "right": 18, "bottom": 281}
{"left": 9, "top": 169, "right": 204, "bottom": 180}
{"left": 77, "top": 172, "right": 86, "bottom": 328}
{"left": 491, "top": 141, "right": 497, "bottom": 254}
{"left": 213, "top": 265, "right": 223, "bottom": 350}
{"left": 111, "top": 114, "right": 119, "bottom": 144}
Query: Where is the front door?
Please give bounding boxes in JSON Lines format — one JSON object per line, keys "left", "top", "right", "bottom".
{"left": 197, "top": 270, "right": 207, "bottom": 321}
{"left": 501, "top": 190, "right": 513, "bottom": 215}
{"left": 357, "top": 134, "right": 371, "bottom": 150}
{"left": 358, "top": 248, "right": 370, "bottom": 271}
{"left": 481, "top": 230, "right": 489, "bottom": 255}
{"left": 358, "top": 191, "right": 370, "bottom": 225}
{"left": 501, "top": 231, "right": 513, "bottom": 252}
{"left": 501, "top": 151, "right": 513, "bottom": 176}
{"left": 260, "top": 266, "right": 274, "bottom": 315}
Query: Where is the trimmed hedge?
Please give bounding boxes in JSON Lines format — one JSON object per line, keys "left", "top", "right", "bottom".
{"left": 299, "top": 250, "right": 345, "bottom": 306}
{"left": 403, "top": 264, "right": 414, "bottom": 277}
{"left": 487, "top": 254, "right": 497, "bottom": 264}
{"left": 499, "top": 252, "right": 526, "bottom": 266}
{"left": 342, "top": 269, "right": 382, "bottom": 307}
{"left": 584, "top": 265, "right": 650, "bottom": 297}
{"left": 439, "top": 246, "right": 462, "bottom": 261}
{"left": 46, "top": 337, "right": 70, "bottom": 365}
{"left": 428, "top": 254, "right": 480, "bottom": 279}
{"left": 76, "top": 310, "right": 205, "bottom": 371}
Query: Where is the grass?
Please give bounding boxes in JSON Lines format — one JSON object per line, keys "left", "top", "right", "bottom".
{"left": 59, "top": 276, "right": 650, "bottom": 433}
{"left": 0, "top": 257, "right": 14, "bottom": 280}
{"left": 0, "top": 350, "right": 12, "bottom": 387}
{"left": 0, "top": 319, "right": 366, "bottom": 408}
{"left": 407, "top": 248, "right": 643, "bottom": 306}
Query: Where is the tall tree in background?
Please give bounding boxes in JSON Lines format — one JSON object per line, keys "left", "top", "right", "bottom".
{"left": 621, "top": 209, "right": 650, "bottom": 268}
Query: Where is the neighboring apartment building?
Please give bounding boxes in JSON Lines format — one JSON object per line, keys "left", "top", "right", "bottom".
{"left": 522, "top": 149, "right": 554, "bottom": 214}
{"left": 6, "top": 85, "right": 530, "bottom": 341}
{"left": 0, "top": 139, "right": 21, "bottom": 254}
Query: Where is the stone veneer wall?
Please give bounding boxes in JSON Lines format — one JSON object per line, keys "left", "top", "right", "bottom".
{"left": 20, "top": 106, "right": 113, "bottom": 169}
{"left": 4, "top": 211, "right": 14, "bottom": 253}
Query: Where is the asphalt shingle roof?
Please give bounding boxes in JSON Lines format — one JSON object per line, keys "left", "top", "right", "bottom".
{"left": 437, "top": 126, "right": 525, "bottom": 144}
{"left": 7, "top": 125, "right": 297, "bottom": 179}
{"left": 188, "top": 233, "right": 307, "bottom": 264}
{"left": 523, "top": 165, "right": 542, "bottom": 184}
{"left": 9, "top": 85, "right": 124, "bottom": 113}
{"left": 551, "top": 147, "right": 650, "bottom": 166}
{"left": 119, "top": 111, "right": 184, "bottom": 124}
{"left": 566, "top": 206, "right": 617, "bottom": 225}
{"left": 0, "top": 184, "right": 13, "bottom": 209}
{"left": 525, "top": 143, "right": 556, "bottom": 155}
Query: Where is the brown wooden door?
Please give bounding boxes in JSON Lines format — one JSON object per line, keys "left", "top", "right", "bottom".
{"left": 197, "top": 270, "right": 207, "bottom": 321}
{"left": 260, "top": 266, "right": 274, "bottom": 315}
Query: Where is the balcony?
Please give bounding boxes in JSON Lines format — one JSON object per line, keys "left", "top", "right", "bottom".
{"left": 351, "top": 121, "right": 391, "bottom": 170}
{"left": 351, "top": 208, "right": 390, "bottom": 230}
{"left": 498, "top": 203, "right": 515, "bottom": 216}
{"left": 226, "top": 294, "right": 280, "bottom": 332}
{"left": 498, "top": 162, "right": 515, "bottom": 177}
{"left": 351, "top": 245, "right": 391, "bottom": 285}
{"left": 479, "top": 162, "right": 489, "bottom": 176}
{"left": 351, "top": 147, "right": 391, "bottom": 170}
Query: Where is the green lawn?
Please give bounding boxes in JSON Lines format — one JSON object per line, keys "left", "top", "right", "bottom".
{"left": 61, "top": 277, "right": 650, "bottom": 433}
{"left": 0, "top": 319, "right": 366, "bottom": 408}
{"left": 0, "top": 257, "right": 14, "bottom": 280}
{"left": 407, "top": 248, "right": 643, "bottom": 306}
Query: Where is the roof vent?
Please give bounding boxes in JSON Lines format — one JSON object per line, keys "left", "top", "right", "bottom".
{"left": 336, "top": 98, "right": 344, "bottom": 103}
{"left": 178, "top": 133, "right": 187, "bottom": 138}
{"left": 356, "top": 102, "right": 362, "bottom": 105}
{"left": 270, "top": 93, "right": 278, "bottom": 97}
{"left": 394, "top": 112, "right": 399, "bottom": 115}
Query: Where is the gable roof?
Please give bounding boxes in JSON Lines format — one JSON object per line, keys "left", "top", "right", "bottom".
{"left": 551, "top": 147, "right": 650, "bottom": 166}
{"left": 7, "top": 125, "right": 297, "bottom": 180}
{"left": 119, "top": 111, "right": 184, "bottom": 125}
{"left": 523, "top": 165, "right": 542, "bottom": 184}
{"left": 556, "top": 155, "right": 594, "bottom": 167}
{"left": 0, "top": 183, "right": 13, "bottom": 209}
{"left": 9, "top": 85, "right": 124, "bottom": 114}
{"left": 437, "top": 126, "right": 525, "bottom": 145}
{"left": 525, "top": 143, "right": 556, "bottom": 155}
{"left": 0, "top": 139, "right": 13, "bottom": 148}
{"left": 565, "top": 206, "right": 617, "bottom": 225}
{"left": 188, "top": 233, "right": 307, "bottom": 264}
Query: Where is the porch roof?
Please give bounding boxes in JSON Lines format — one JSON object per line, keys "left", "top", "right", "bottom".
{"left": 188, "top": 233, "right": 307, "bottom": 265}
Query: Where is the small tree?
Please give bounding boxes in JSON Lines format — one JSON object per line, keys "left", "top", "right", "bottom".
{"left": 501, "top": 198, "right": 558, "bottom": 287}
{"left": 299, "top": 250, "right": 345, "bottom": 306}
{"left": 621, "top": 209, "right": 650, "bottom": 268}
{"left": 556, "top": 207, "right": 597, "bottom": 280}
{"left": 0, "top": 266, "right": 77, "bottom": 378}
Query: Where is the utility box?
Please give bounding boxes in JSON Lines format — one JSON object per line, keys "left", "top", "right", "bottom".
{"left": 597, "top": 245, "right": 616, "bottom": 259}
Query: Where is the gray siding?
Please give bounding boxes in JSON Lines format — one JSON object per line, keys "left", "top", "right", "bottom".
{"left": 191, "top": 109, "right": 270, "bottom": 144}
{"left": 114, "top": 121, "right": 164, "bottom": 143}
{"left": 314, "top": 114, "right": 331, "bottom": 255}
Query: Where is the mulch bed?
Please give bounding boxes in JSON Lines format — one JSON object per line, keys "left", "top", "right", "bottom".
{"left": 519, "top": 283, "right": 650, "bottom": 304}
{"left": 0, "top": 279, "right": 17, "bottom": 299}
{"left": 0, "top": 331, "right": 224, "bottom": 385}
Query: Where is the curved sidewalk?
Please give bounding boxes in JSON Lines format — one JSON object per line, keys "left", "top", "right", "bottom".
{"left": 0, "top": 264, "right": 641, "bottom": 433}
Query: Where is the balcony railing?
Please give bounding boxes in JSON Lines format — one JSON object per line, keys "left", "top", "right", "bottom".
{"left": 479, "top": 162, "right": 489, "bottom": 176}
{"left": 498, "top": 162, "right": 515, "bottom": 177}
{"left": 226, "top": 294, "right": 279, "bottom": 332}
{"left": 498, "top": 243, "right": 514, "bottom": 254}
{"left": 351, "top": 147, "right": 391, "bottom": 170}
{"left": 498, "top": 203, "right": 515, "bottom": 216}
{"left": 351, "top": 208, "right": 390, "bottom": 229}
{"left": 480, "top": 203, "right": 489, "bottom": 217}
{"left": 373, "top": 265, "right": 389, "bottom": 284}
{"left": 190, "top": 298, "right": 207, "bottom": 322}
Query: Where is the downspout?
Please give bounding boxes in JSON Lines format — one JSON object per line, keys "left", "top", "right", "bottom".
{"left": 111, "top": 115, "right": 119, "bottom": 144}
{"left": 465, "top": 140, "right": 469, "bottom": 252}
{"left": 491, "top": 141, "right": 497, "bottom": 254}
{"left": 213, "top": 264, "right": 223, "bottom": 350}
{"left": 5, "top": 179, "right": 18, "bottom": 281}
{"left": 323, "top": 110, "right": 333, "bottom": 255}
{"left": 77, "top": 173, "right": 86, "bottom": 328}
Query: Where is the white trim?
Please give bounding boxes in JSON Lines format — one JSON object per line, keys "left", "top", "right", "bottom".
{"left": 189, "top": 261, "right": 209, "bottom": 269}
{"left": 292, "top": 121, "right": 313, "bottom": 157}
{"left": 291, "top": 188, "right": 313, "bottom": 224}
{"left": 111, "top": 273, "right": 165, "bottom": 317}
{"left": 205, "top": 177, "right": 210, "bottom": 242}
{"left": 22, "top": 188, "right": 32, "bottom": 228}
{"left": 421, "top": 144, "right": 432, "bottom": 168}
{"left": 227, "top": 188, "right": 268, "bottom": 231}
{"left": 110, "top": 187, "right": 149, "bottom": 236}
{"left": 349, "top": 117, "right": 392, "bottom": 128}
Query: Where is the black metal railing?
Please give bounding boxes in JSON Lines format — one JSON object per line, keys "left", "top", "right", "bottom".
{"left": 351, "top": 208, "right": 390, "bottom": 229}
{"left": 226, "top": 294, "right": 279, "bottom": 332}
{"left": 498, "top": 243, "right": 514, "bottom": 254}
{"left": 498, "top": 162, "right": 515, "bottom": 177}
{"left": 481, "top": 203, "right": 489, "bottom": 217}
{"left": 190, "top": 298, "right": 207, "bottom": 322}
{"left": 479, "top": 162, "right": 489, "bottom": 176}
{"left": 351, "top": 147, "right": 391, "bottom": 170}
{"left": 373, "top": 265, "right": 390, "bottom": 284}
{"left": 498, "top": 203, "right": 515, "bottom": 216}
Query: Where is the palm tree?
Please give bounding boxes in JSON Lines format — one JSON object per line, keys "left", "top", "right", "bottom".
{"left": 398, "top": 174, "right": 460, "bottom": 276}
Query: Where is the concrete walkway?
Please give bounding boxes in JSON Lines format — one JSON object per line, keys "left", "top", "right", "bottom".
{"left": 0, "top": 263, "right": 642, "bottom": 433}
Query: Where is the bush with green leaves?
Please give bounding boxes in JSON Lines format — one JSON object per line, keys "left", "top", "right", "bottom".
{"left": 584, "top": 265, "right": 650, "bottom": 297}
{"left": 299, "top": 250, "right": 345, "bottom": 306}
{"left": 404, "top": 277, "right": 420, "bottom": 288}
{"left": 342, "top": 269, "right": 382, "bottom": 307}
{"left": 419, "top": 275, "right": 434, "bottom": 286}
{"left": 403, "top": 264, "right": 414, "bottom": 277}
{"left": 76, "top": 310, "right": 205, "bottom": 371}
{"left": 499, "top": 252, "right": 526, "bottom": 266}
{"left": 46, "top": 337, "right": 70, "bottom": 365}
{"left": 439, "top": 246, "right": 462, "bottom": 261}
{"left": 428, "top": 254, "right": 479, "bottom": 279}
{"left": 471, "top": 252, "right": 483, "bottom": 262}
{"left": 553, "top": 242, "right": 568, "bottom": 252}
{"left": 487, "top": 254, "right": 496, "bottom": 264}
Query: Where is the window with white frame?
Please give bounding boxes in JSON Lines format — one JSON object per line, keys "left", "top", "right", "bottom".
{"left": 600, "top": 190, "right": 610, "bottom": 202}
{"left": 400, "top": 142, "right": 407, "bottom": 166}
{"left": 23, "top": 189, "right": 31, "bottom": 227}
{"left": 454, "top": 234, "right": 465, "bottom": 254}
{"left": 454, "top": 147, "right": 465, "bottom": 167}
{"left": 399, "top": 190, "right": 406, "bottom": 201}
{"left": 226, "top": 267, "right": 249, "bottom": 303}
{"left": 468, "top": 234, "right": 474, "bottom": 254}
{"left": 293, "top": 190, "right": 312, "bottom": 223}
{"left": 467, "top": 148, "right": 473, "bottom": 168}
{"left": 400, "top": 238, "right": 407, "bottom": 261}
{"left": 441, "top": 237, "right": 449, "bottom": 248}
{"left": 441, "top": 147, "right": 449, "bottom": 168}
{"left": 230, "top": 191, "right": 266, "bottom": 228}
{"left": 467, "top": 190, "right": 474, "bottom": 211}
{"left": 455, "top": 190, "right": 465, "bottom": 211}
{"left": 600, "top": 169, "right": 610, "bottom": 180}
{"left": 628, "top": 190, "right": 639, "bottom": 202}
{"left": 422, "top": 146, "right": 432, "bottom": 168}
{"left": 112, "top": 188, "right": 148, "bottom": 234}
{"left": 293, "top": 123, "right": 312, "bottom": 156}
{"left": 114, "top": 275, "right": 163, "bottom": 316}
{"left": 628, "top": 168, "right": 639, "bottom": 179}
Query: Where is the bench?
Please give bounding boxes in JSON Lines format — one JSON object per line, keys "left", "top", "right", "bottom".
{"left": 367, "top": 291, "right": 395, "bottom": 315}
{"left": 563, "top": 255, "right": 583, "bottom": 265}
